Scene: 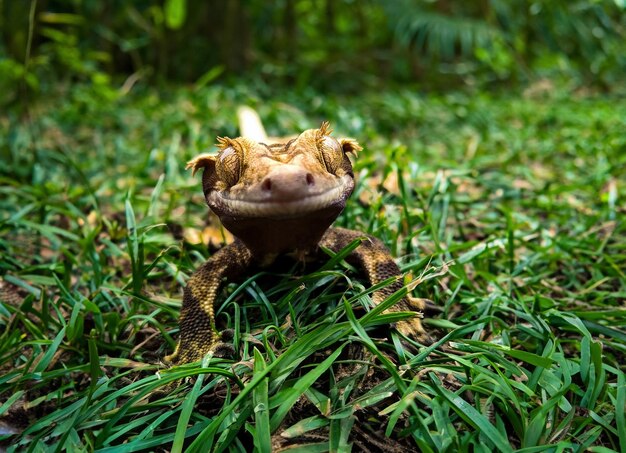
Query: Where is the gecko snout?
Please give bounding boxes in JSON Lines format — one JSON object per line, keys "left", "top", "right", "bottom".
{"left": 260, "top": 166, "right": 316, "bottom": 200}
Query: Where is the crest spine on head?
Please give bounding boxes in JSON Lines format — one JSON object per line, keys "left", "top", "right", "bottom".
{"left": 319, "top": 121, "right": 332, "bottom": 136}
{"left": 339, "top": 138, "right": 362, "bottom": 156}
{"left": 186, "top": 153, "right": 216, "bottom": 176}
{"left": 316, "top": 121, "right": 332, "bottom": 148}
{"left": 216, "top": 136, "right": 236, "bottom": 150}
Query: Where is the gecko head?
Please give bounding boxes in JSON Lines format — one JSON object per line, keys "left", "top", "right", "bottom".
{"left": 187, "top": 123, "right": 362, "bottom": 255}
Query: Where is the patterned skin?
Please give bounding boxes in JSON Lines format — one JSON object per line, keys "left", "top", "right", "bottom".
{"left": 166, "top": 123, "right": 425, "bottom": 363}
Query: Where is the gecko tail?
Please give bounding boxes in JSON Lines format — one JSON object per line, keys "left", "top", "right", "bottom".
{"left": 237, "top": 106, "right": 268, "bottom": 142}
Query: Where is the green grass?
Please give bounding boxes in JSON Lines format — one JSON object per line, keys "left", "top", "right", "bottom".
{"left": 1, "top": 83, "right": 625, "bottom": 452}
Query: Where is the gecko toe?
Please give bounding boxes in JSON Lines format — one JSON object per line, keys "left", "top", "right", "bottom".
{"left": 211, "top": 341, "right": 236, "bottom": 357}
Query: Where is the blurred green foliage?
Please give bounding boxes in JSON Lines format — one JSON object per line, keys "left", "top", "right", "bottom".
{"left": 1, "top": 0, "right": 625, "bottom": 105}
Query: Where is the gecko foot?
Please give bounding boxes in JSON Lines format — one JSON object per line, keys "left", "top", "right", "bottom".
{"left": 165, "top": 329, "right": 236, "bottom": 364}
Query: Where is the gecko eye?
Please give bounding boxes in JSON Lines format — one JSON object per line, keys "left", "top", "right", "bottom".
{"left": 319, "top": 136, "right": 344, "bottom": 174}
{"left": 216, "top": 146, "right": 241, "bottom": 186}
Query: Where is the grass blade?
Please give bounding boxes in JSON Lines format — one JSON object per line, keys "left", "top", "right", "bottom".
{"left": 270, "top": 345, "right": 344, "bottom": 431}
{"left": 431, "top": 373, "right": 511, "bottom": 452}
{"left": 253, "top": 348, "right": 271, "bottom": 453}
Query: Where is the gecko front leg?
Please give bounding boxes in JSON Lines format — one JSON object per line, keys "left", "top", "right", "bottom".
{"left": 320, "top": 227, "right": 428, "bottom": 341}
{"left": 165, "top": 240, "right": 253, "bottom": 364}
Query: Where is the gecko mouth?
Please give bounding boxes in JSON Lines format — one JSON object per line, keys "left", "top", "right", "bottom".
{"left": 208, "top": 175, "right": 353, "bottom": 218}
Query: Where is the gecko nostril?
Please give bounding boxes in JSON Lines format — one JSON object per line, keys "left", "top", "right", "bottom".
{"left": 262, "top": 178, "right": 272, "bottom": 191}
{"left": 306, "top": 173, "right": 315, "bottom": 186}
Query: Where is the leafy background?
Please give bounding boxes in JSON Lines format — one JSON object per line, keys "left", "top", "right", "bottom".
{"left": 1, "top": 0, "right": 625, "bottom": 452}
